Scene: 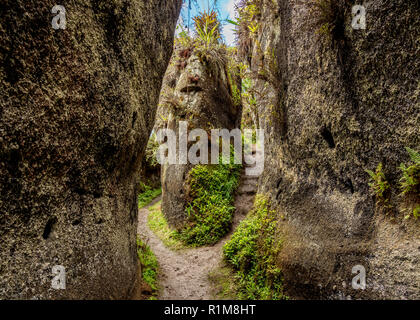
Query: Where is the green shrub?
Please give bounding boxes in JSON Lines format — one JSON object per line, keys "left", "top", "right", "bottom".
{"left": 138, "top": 183, "right": 162, "bottom": 208}
{"left": 193, "top": 10, "right": 221, "bottom": 48}
{"left": 223, "top": 195, "right": 287, "bottom": 300}
{"left": 144, "top": 133, "right": 160, "bottom": 169}
{"left": 366, "top": 163, "right": 390, "bottom": 205}
{"left": 399, "top": 147, "right": 420, "bottom": 219}
{"left": 177, "top": 157, "right": 241, "bottom": 246}
{"left": 137, "top": 238, "right": 159, "bottom": 298}
{"left": 399, "top": 147, "right": 420, "bottom": 195}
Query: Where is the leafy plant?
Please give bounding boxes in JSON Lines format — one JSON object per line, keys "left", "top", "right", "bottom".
{"left": 398, "top": 147, "right": 420, "bottom": 219}
{"left": 399, "top": 147, "right": 420, "bottom": 195}
{"left": 308, "top": 0, "right": 346, "bottom": 42}
{"left": 234, "top": 0, "right": 261, "bottom": 59}
{"left": 177, "top": 153, "right": 241, "bottom": 246}
{"left": 223, "top": 195, "right": 287, "bottom": 300}
{"left": 366, "top": 163, "right": 390, "bottom": 203}
{"left": 193, "top": 10, "right": 221, "bottom": 48}
{"left": 144, "top": 133, "right": 160, "bottom": 169}
{"left": 413, "top": 204, "right": 420, "bottom": 219}
{"left": 138, "top": 183, "right": 162, "bottom": 208}
{"left": 227, "top": 66, "right": 241, "bottom": 107}
{"left": 137, "top": 238, "right": 159, "bottom": 299}
{"left": 175, "top": 23, "right": 193, "bottom": 47}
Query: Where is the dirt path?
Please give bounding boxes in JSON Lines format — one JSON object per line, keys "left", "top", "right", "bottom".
{"left": 137, "top": 158, "right": 260, "bottom": 300}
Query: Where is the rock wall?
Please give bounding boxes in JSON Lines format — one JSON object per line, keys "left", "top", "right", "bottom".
{"left": 244, "top": 0, "right": 419, "bottom": 299}
{"left": 157, "top": 46, "right": 242, "bottom": 228}
{"left": 0, "top": 0, "right": 182, "bottom": 299}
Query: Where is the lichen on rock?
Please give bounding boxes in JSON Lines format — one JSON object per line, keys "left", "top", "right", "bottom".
{"left": 0, "top": 0, "right": 182, "bottom": 299}
{"left": 237, "top": 0, "right": 420, "bottom": 299}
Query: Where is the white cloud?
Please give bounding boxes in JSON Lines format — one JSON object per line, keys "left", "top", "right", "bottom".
{"left": 223, "top": 0, "right": 240, "bottom": 46}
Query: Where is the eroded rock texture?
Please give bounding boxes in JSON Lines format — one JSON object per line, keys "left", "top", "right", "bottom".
{"left": 0, "top": 0, "right": 182, "bottom": 299}
{"left": 244, "top": 0, "right": 419, "bottom": 299}
{"left": 157, "top": 47, "right": 242, "bottom": 228}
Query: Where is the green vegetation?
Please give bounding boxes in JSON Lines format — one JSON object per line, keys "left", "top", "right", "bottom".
{"left": 399, "top": 147, "right": 420, "bottom": 195}
{"left": 366, "top": 163, "right": 390, "bottom": 206}
{"left": 366, "top": 148, "right": 420, "bottom": 219}
{"left": 147, "top": 201, "right": 185, "bottom": 250}
{"left": 308, "top": 0, "right": 345, "bottom": 42}
{"left": 193, "top": 10, "right": 221, "bottom": 48}
{"left": 208, "top": 265, "right": 240, "bottom": 299}
{"left": 177, "top": 157, "right": 241, "bottom": 246}
{"left": 399, "top": 147, "right": 420, "bottom": 219}
{"left": 145, "top": 133, "right": 160, "bottom": 169}
{"left": 234, "top": 0, "right": 262, "bottom": 60}
{"left": 137, "top": 238, "right": 159, "bottom": 299}
{"left": 223, "top": 195, "right": 287, "bottom": 300}
{"left": 138, "top": 183, "right": 162, "bottom": 208}
{"left": 227, "top": 66, "right": 242, "bottom": 107}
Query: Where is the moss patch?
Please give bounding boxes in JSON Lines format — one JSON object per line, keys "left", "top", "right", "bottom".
{"left": 177, "top": 159, "right": 241, "bottom": 246}
{"left": 137, "top": 238, "right": 159, "bottom": 300}
{"left": 147, "top": 201, "right": 185, "bottom": 250}
{"left": 138, "top": 183, "right": 162, "bottom": 208}
{"left": 223, "top": 195, "right": 287, "bottom": 300}
{"left": 208, "top": 265, "right": 240, "bottom": 300}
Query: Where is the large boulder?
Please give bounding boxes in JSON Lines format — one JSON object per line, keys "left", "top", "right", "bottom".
{"left": 0, "top": 0, "right": 182, "bottom": 299}
{"left": 157, "top": 46, "right": 242, "bottom": 228}
{"left": 242, "top": 0, "right": 419, "bottom": 299}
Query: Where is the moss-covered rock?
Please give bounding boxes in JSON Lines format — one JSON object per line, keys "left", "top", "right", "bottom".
{"left": 157, "top": 44, "right": 242, "bottom": 229}
{"left": 0, "top": 0, "right": 182, "bottom": 299}
{"left": 241, "top": 0, "right": 419, "bottom": 299}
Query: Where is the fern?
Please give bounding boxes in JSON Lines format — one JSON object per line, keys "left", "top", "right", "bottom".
{"left": 399, "top": 147, "right": 420, "bottom": 219}
{"left": 366, "top": 163, "right": 390, "bottom": 200}
{"left": 399, "top": 147, "right": 420, "bottom": 195}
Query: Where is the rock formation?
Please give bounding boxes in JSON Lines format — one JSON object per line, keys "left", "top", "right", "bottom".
{"left": 241, "top": 0, "right": 419, "bottom": 299}
{"left": 0, "top": 0, "right": 182, "bottom": 299}
{"left": 157, "top": 46, "right": 242, "bottom": 228}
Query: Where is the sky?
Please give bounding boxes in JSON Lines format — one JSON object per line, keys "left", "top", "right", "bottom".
{"left": 179, "top": 0, "right": 240, "bottom": 46}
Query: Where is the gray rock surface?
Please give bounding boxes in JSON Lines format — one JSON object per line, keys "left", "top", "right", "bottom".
{"left": 0, "top": 0, "right": 182, "bottom": 299}
{"left": 157, "top": 46, "right": 242, "bottom": 228}
{"left": 243, "top": 0, "right": 419, "bottom": 299}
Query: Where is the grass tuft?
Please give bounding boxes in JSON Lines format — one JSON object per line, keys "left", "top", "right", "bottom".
{"left": 147, "top": 201, "right": 186, "bottom": 250}
{"left": 177, "top": 156, "right": 241, "bottom": 247}
{"left": 138, "top": 183, "right": 162, "bottom": 208}
{"left": 223, "top": 195, "right": 287, "bottom": 300}
{"left": 137, "top": 238, "right": 159, "bottom": 299}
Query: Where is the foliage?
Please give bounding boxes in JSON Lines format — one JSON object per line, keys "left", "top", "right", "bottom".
{"left": 399, "top": 147, "right": 420, "bottom": 195}
{"left": 175, "top": 23, "right": 193, "bottom": 47}
{"left": 147, "top": 201, "right": 185, "bottom": 250}
{"left": 308, "top": 0, "right": 346, "bottom": 43}
{"left": 193, "top": 10, "right": 221, "bottom": 48}
{"left": 399, "top": 147, "right": 420, "bottom": 219}
{"left": 413, "top": 204, "right": 420, "bottom": 219}
{"left": 366, "top": 163, "right": 390, "bottom": 204}
{"left": 137, "top": 238, "right": 159, "bottom": 298}
{"left": 144, "top": 133, "right": 160, "bottom": 169}
{"left": 235, "top": 0, "right": 262, "bottom": 60}
{"left": 241, "top": 76, "right": 258, "bottom": 129}
{"left": 177, "top": 155, "right": 242, "bottom": 246}
{"left": 138, "top": 183, "right": 162, "bottom": 208}
{"left": 208, "top": 265, "right": 240, "bottom": 299}
{"left": 227, "top": 66, "right": 242, "bottom": 107}
{"left": 223, "top": 195, "right": 287, "bottom": 300}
